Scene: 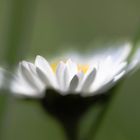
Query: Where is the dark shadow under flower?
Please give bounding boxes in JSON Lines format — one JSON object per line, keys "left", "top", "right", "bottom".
{"left": 40, "top": 87, "right": 116, "bottom": 140}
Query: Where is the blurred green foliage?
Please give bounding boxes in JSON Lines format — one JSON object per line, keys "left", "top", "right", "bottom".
{"left": 0, "top": 0, "right": 140, "bottom": 140}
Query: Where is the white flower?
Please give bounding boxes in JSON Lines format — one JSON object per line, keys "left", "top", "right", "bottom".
{"left": 10, "top": 44, "right": 140, "bottom": 98}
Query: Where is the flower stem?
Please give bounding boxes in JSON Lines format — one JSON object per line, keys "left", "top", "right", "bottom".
{"left": 62, "top": 119, "right": 79, "bottom": 140}
{"left": 83, "top": 84, "right": 122, "bottom": 140}
{"left": 85, "top": 98, "right": 111, "bottom": 140}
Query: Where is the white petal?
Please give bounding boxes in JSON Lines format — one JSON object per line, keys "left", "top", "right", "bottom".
{"left": 11, "top": 82, "right": 42, "bottom": 97}
{"left": 80, "top": 68, "right": 96, "bottom": 93}
{"left": 94, "top": 71, "right": 126, "bottom": 95}
{"left": 20, "top": 62, "right": 43, "bottom": 91}
{"left": 77, "top": 71, "right": 84, "bottom": 81}
{"left": 63, "top": 65, "right": 70, "bottom": 92}
{"left": 56, "top": 61, "right": 66, "bottom": 91}
{"left": 36, "top": 67, "right": 51, "bottom": 87}
{"left": 68, "top": 75, "right": 79, "bottom": 92}
{"left": 56, "top": 60, "right": 78, "bottom": 93}
{"left": 12, "top": 72, "right": 35, "bottom": 93}
{"left": 110, "top": 61, "right": 127, "bottom": 79}
{"left": 114, "top": 70, "right": 126, "bottom": 82}
{"left": 35, "top": 55, "right": 58, "bottom": 88}
{"left": 88, "top": 71, "right": 126, "bottom": 96}
{"left": 10, "top": 73, "right": 44, "bottom": 98}
{"left": 66, "top": 59, "right": 78, "bottom": 76}
{"left": 58, "top": 63, "right": 73, "bottom": 93}
{"left": 111, "top": 43, "right": 132, "bottom": 63}
{"left": 64, "top": 59, "right": 78, "bottom": 92}
{"left": 27, "top": 62, "right": 37, "bottom": 74}
{"left": 90, "top": 57, "right": 112, "bottom": 90}
{"left": 87, "top": 43, "right": 131, "bottom": 65}
{"left": 93, "top": 80, "right": 114, "bottom": 96}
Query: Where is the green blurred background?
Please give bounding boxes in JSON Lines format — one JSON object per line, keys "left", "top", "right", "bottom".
{"left": 0, "top": 0, "right": 140, "bottom": 139}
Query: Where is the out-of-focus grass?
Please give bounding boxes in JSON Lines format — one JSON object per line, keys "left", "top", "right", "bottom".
{"left": 3, "top": 0, "right": 37, "bottom": 65}
{"left": 0, "top": 0, "right": 140, "bottom": 140}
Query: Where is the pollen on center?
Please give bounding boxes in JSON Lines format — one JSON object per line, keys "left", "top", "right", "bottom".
{"left": 78, "top": 64, "right": 89, "bottom": 73}
{"left": 51, "top": 62, "right": 89, "bottom": 74}
{"left": 51, "top": 63, "right": 58, "bottom": 72}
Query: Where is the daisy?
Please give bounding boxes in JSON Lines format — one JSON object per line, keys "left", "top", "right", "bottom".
{"left": 10, "top": 43, "right": 140, "bottom": 98}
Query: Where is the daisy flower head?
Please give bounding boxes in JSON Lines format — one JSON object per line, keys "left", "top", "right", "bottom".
{"left": 10, "top": 43, "right": 140, "bottom": 98}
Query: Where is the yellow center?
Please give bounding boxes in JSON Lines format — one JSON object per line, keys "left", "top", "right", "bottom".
{"left": 51, "top": 63, "right": 58, "bottom": 72}
{"left": 51, "top": 62, "right": 89, "bottom": 74}
{"left": 77, "top": 64, "right": 89, "bottom": 73}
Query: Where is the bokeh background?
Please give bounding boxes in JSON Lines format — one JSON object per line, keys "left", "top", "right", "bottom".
{"left": 0, "top": 0, "right": 140, "bottom": 140}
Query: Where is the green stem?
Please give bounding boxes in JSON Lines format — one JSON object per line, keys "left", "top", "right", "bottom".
{"left": 63, "top": 119, "right": 79, "bottom": 140}
{"left": 4, "top": 0, "right": 37, "bottom": 66}
{"left": 0, "top": 0, "right": 37, "bottom": 139}
{"left": 87, "top": 97, "right": 112, "bottom": 140}
{"left": 128, "top": 25, "right": 140, "bottom": 62}
{"left": 83, "top": 84, "right": 123, "bottom": 140}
